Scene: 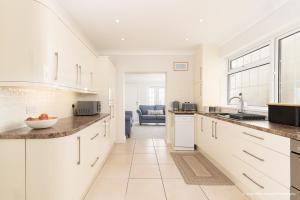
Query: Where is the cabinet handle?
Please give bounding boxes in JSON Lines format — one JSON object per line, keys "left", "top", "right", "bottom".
{"left": 211, "top": 121, "right": 214, "bottom": 138}
{"left": 54, "top": 52, "right": 59, "bottom": 80}
{"left": 215, "top": 122, "right": 217, "bottom": 139}
{"left": 242, "top": 150, "right": 264, "bottom": 162}
{"left": 79, "top": 65, "right": 82, "bottom": 85}
{"left": 91, "top": 157, "right": 99, "bottom": 167}
{"left": 242, "top": 173, "right": 264, "bottom": 189}
{"left": 91, "top": 133, "right": 99, "bottom": 140}
{"left": 242, "top": 132, "right": 264, "bottom": 141}
{"left": 201, "top": 117, "right": 203, "bottom": 132}
{"left": 77, "top": 136, "right": 81, "bottom": 165}
{"left": 76, "top": 64, "right": 79, "bottom": 84}
{"left": 90, "top": 72, "right": 93, "bottom": 88}
{"left": 104, "top": 121, "right": 107, "bottom": 137}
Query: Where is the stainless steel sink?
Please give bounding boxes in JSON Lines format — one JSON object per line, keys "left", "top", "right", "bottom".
{"left": 210, "top": 112, "right": 266, "bottom": 120}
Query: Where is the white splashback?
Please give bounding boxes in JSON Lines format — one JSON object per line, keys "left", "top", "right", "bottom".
{"left": 0, "top": 87, "right": 79, "bottom": 132}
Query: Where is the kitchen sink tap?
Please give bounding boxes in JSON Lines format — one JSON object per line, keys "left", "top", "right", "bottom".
{"left": 229, "top": 93, "right": 244, "bottom": 113}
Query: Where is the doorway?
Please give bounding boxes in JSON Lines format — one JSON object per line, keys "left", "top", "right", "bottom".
{"left": 124, "top": 73, "right": 166, "bottom": 139}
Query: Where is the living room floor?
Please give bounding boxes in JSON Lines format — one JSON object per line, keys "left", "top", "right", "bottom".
{"left": 84, "top": 138, "right": 248, "bottom": 200}
{"left": 130, "top": 124, "right": 165, "bottom": 138}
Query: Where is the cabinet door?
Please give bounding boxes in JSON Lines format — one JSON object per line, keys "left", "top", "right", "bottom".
{"left": 0, "top": 140, "right": 25, "bottom": 200}
{"left": 26, "top": 133, "right": 83, "bottom": 200}
{"left": 0, "top": 0, "right": 41, "bottom": 83}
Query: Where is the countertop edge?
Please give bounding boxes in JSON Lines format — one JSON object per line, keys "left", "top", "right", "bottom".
{"left": 196, "top": 112, "right": 299, "bottom": 140}
{"left": 0, "top": 114, "right": 110, "bottom": 140}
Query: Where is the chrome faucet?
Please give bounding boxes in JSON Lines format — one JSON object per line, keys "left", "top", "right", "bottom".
{"left": 229, "top": 93, "right": 244, "bottom": 113}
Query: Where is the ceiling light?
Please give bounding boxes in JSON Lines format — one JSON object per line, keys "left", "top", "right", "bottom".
{"left": 121, "top": 38, "right": 125, "bottom": 41}
{"left": 199, "top": 19, "right": 204, "bottom": 23}
{"left": 115, "top": 19, "right": 120, "bottom": 24}
{"left": 185, "top": 38, "right": 189, "bottom": 41}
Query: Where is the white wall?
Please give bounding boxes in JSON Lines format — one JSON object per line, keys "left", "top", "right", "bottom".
{"left": 110, "top": 54, "right": 195, "bottom": 142}
{"left": 0, "top": 87, "right": 79, "bottom": 132}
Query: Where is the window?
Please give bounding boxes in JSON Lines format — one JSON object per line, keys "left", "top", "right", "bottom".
{"left": 148, "top": 87, "right": 165, "bottom": 105}
{"left": 228, "top": 45, "right": 272, "bottom": 107}
{"left": 278, "top": 31, "right": 300, "bottom": 103}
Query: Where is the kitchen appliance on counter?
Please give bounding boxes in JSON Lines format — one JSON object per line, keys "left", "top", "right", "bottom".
{"left": 182, "top": 102, "right": 197, "bottom": 112}
{"left": 172, "top": 101, "right": 180, "bottom": 111}
{"left": 291, "top": 139, "right": 300, "bottom": 200}
{"left": 268, "top": 104, "right": 300, "bottom": 127}
{"left": 75, "top": 101, "right": 101, "bottom": 116}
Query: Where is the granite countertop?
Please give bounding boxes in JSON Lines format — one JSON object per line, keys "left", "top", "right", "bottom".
{"left": 168, "top": 110, "right": 197, "bottom": 115}
{"left": 0, "top": 113, "right": 110, "bottom": 139}
{"left": 197, "top": 112, "right": 300, "bottom": 140}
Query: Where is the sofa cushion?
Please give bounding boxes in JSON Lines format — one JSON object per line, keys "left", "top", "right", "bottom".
{"left": 139, "top": 105, "right": 155, "bottom": 115}
{"left": 147, "top": 110, "right": 164, "bottom": 115}
{"left": 156, "top": 115, "right": 166, "bottom": 120}
{"left": 155, "top": 105, "right": 165, "bottom": 114}
{"left": 141, "top": 115, "right": 156, "bottom": 120}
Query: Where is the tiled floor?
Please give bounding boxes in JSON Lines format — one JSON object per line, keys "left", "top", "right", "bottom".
{"left": 85, "top": 138, "right": 249, "bottom": 200}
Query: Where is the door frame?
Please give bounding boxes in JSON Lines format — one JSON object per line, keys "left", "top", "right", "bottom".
{"left": 120, "top": 72, "right": 168, "bottom": 141}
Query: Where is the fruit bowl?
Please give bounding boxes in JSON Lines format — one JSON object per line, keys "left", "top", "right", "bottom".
{"left": 25, "top": 114, "right": 58, "bottom": 129}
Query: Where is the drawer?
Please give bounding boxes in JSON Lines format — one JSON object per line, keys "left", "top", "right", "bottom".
{"left": 236, "top": 125, "right": 290, "bottom": 156}
{"left": 234, "top": 138, "right": 290, "bottom": 188}
{"left": 232, "top": 156, "right": 290, "bottom": 200}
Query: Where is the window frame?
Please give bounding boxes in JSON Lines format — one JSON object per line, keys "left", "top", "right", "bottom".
{"left": 227, "top": 41, "right": 275, "bottom": 109}
{"left": 275, "top": 28, "right": 300, "bottom": 103}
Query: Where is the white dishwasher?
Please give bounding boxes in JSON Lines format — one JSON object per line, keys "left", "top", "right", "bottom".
{"left": 174, "top": 115, "right": 195, "bottom": 151}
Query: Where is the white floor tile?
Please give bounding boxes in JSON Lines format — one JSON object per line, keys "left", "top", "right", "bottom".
{"left": 132, "top": 154, "right": 158, "bottom": 165}
{"left": 134, "top": 146, "right": 156, "bottom": 154}
{"left": 130, "top": 164, "right": 161, "bottom": 178}
{"left": 99, "top": 164, "right": 131, "bottom": 179}
{"left": 201, "top": 185, "right": 249, "bottom": 200}
{"left": 85, "top": 178, "right": 128, "bottom": 200}
{"left": 164, "top": 179, "right": 207, "bottom": 200}
{"left": 125, "top": 179, "right": 166, "bottom": 200}
{"left": 106, "top": 155, "right": 133, "bottom": 165}
{"left": 159, "top": 164, "right": 183, "bottom": 179}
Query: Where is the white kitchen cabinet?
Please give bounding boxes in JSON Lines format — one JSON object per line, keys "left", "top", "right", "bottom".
{"left": 195, "top": 114, "right": 290, "bottom": 200}
{"left": 0, "top": 140, "right": 25, "bottom": 200}
{"left": 26, "top": 117, "right": 113, "bottom": 200}
{"left": 97, "top": 57, "right": 117, "bottom": 139}
{"left": 26, "top": 132, "right": 83, "bottom": 200}
{"left": 0, "top": 0, "right": 97, "bottom": 93}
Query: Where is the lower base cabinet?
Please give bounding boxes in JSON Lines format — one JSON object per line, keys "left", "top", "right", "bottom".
{"left": 0, "top": 140, "right": 25, "bottom": 200}
{"left": 23, "top": 117, "right": 112, "bottom": 200}
{"left": 196, "top": 114, "right": 290, "bottom": 200}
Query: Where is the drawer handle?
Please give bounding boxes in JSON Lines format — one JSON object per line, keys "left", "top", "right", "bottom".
{"left": 242, "top": 150, "right": 264, "bottom": 162}
{"left": 242, "top": 132, "right": 264, "bottom": 141}
{"left": 77, "top": 136, "right": 81, "bottom": 165}
{"left": 91, "top": 157, "right": 99, "bottom": 167}
{"left": 242, "top": 173, "right": 264, "bottom": 189}
{"left": 211, "top": 121, "right": 214, "bottom": 138}
{"left": 90, "top": 133, "right": 99, "bottom": 140}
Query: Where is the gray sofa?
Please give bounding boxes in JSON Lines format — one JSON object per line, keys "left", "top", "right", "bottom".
{"left": 125, "top": 111, "right": 133, "bottom": 138}
{"left": 137, "top": 105, "right": 166, "bottom": 125}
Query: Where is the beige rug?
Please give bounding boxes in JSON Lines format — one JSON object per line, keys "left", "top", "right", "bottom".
{"left": 171, "top": 151, "right": 233, "bottom": 185}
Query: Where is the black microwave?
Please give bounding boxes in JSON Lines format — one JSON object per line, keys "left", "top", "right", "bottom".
{"left": 75, "top": 101, "right": 101, "bottom": 116}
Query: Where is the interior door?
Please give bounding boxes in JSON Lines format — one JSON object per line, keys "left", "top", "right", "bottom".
{"left": 125, "top": 84, "right": 140, "bottom": 123}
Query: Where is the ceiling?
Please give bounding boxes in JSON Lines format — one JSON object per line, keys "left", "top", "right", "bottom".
{"left": 57, "top": 0, "right": 289, "bottom": 54}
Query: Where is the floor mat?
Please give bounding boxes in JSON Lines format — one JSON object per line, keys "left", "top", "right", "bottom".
{"left": 171, "top": 151, "right": 233, "bottom": 185}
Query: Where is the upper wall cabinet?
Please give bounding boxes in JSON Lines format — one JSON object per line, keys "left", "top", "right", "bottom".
{"left": 0, "top": 0, "right": 97, "bottom": 93}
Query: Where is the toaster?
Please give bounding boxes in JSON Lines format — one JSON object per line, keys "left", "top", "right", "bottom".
{"left": 182, "top": 102, "right": 197, "bottom": 111}
{"left": 76, "top": 101, "right": 101, "bottom": 116}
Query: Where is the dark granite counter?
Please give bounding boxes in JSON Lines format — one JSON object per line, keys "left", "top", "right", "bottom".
{"left": 0, "top": 114, "right": 110, "bottom": 139}
{"left": 197, "top": 112, "right": 300, "bottom": 140}
{"left": 168, "top": 110, "right": 197, "bottom": 115}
